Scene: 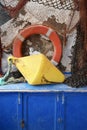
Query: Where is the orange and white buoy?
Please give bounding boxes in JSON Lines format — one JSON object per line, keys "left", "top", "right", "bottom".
{"left": 13, "top": 25, "right": 62, "bottom": 66}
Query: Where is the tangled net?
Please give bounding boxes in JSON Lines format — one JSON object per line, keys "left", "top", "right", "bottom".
{"left": 64, "top": 23, "right": 87, "bottom": 87}
{"left": 0, "top": 0, "right": 78, "bottom": 18}
{"left": 32, "top": 0, "right": 77, "bottom": 10}
{"left": 1, "top": 0, "right": 87, "bottom": 87}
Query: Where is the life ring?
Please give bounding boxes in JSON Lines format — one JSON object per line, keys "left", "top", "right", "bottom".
{"left": 13, "top": 25, "right": 62, "bottom": 66}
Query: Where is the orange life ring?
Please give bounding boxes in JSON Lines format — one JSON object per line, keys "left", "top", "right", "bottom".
{"left": 13, "top": 25, "right": 62, "bottom": 66}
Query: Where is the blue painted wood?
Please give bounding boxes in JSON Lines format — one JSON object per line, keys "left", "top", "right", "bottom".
{"left": 0, "top": 83, "right": 87, "bottom": 130}
{"left": 0, "top": 83, "right": 87, "bottom": 91}
{"left": 56, "top": 93, "right": 65, "bottom": 130}
{"left": 23, "top": 93, "right": 58, "bottom": 130}
{"left": 64, "top": 92, "right": 87, "bottom": 130}
{"left": 0, "top": 93, "right": 22, "bottom": 130}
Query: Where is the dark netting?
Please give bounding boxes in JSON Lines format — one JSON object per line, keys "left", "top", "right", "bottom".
{"left": 0, "top": 4, "right": 11, "bottom": 25}
{"left": 64, "top": 23, "right": 87, "bottom": 88}
{"left": 32, "top": 0, "right": 76, "bottom": 10}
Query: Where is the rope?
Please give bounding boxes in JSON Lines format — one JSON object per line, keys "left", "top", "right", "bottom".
{"left": 0, "top": 59, "right": 25, "bottom": 86}
{"left": 0, "top": 60, "right": 12, "bottom": 85}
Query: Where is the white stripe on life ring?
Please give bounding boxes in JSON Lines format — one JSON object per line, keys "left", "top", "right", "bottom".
{"left": 17, "top": 33, "right": 25, "bottom": 42}
{"left": 51, "top": 59, "right": 58, "bottom": 66}
{"left": 46, "top": 28, "right": 53, "bottom": 37}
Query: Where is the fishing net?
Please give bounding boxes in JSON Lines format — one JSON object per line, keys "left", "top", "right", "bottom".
{"left": 0, "top": 0, "right": 78, "bottom": 17}
{"left": 1, "top": 0, "right": 78, "bottom": 10}
{"left": 0, "top": 0, "right": 18, "bottom": 7}
{"left": 64, "top": 23, "right": 87, "bottom": 87}
{"left": 1, "top": 0, "right": 87, "bottom": 87}
{"left": 32, "top": 0, "right": 77, "bottom": 10}
{"left": 0, "top": 0, "right": 24, "bottom": 17}
{"left": 31, "top": 0, "right": 87, "bottom": 88}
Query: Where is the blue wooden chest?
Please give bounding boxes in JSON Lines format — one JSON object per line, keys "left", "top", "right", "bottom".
{"left": 0, "top": 83, "right": 87, "bottom": 130}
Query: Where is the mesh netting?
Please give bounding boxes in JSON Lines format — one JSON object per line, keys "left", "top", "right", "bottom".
{"left": 32, "top": 0, "right": 76, "bottom": 10}
{"left": 64, "top": 23, "right": 87, "bottom": 87}
{"left": 0, "top": 0, "right": 18, "bottom": 7}
{"left": 1, "top": 0, "right": 77, "bottom": 10}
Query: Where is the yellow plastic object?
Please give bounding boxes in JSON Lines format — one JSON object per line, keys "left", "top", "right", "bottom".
{"left": 8, "top": 54, "right": 65, "bottom": 85}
